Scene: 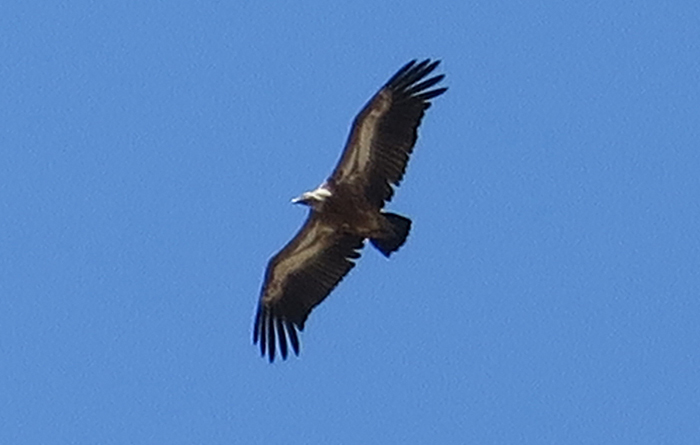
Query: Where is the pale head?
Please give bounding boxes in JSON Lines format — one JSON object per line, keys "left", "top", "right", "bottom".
{"left": 291, "top": 184, "right": 332, "bottom": 208}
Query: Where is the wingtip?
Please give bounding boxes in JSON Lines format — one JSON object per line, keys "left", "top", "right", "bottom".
{"left": 385, "top": 58, "right": 446, "bottom": 93}
{"left": 254, "top": 303, "right": 304, "bottom": 362}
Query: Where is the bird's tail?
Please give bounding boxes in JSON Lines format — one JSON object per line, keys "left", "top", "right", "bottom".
{"left": 370, "top": 212, "right": 412, "bottom": 257}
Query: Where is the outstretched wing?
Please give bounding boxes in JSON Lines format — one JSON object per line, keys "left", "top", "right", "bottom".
{"left": 253, "top": 213, "right": 365, "bottom": 362}
{"left": 330, "top": 59, "right": 447, "bottom": 207}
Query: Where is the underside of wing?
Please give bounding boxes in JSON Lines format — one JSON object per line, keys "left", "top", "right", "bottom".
{"left": 253, "top": 213, "right": 365, "bottom": 362}
{"left": 331, "top": 59, "right": 447, "bottom": 207}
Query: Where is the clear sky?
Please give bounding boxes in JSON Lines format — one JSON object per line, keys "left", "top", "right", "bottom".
{"left": 2, "top": 1, "right": 699, "bottom": 444}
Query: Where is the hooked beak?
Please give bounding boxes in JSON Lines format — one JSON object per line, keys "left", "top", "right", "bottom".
{"left": 291, "top": 194, "right": 307, "bottom": 205}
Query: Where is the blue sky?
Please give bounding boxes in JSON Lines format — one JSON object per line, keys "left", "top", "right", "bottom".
{"left": 2, "top": 1, "right": 699, "bottom": 444}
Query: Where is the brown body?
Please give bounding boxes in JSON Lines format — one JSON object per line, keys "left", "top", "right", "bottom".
{"left": 253, "top": 59, "right": 447, "bottom": 361}
{"left": 315, "top": 181, "right": 389, "bottom": 238}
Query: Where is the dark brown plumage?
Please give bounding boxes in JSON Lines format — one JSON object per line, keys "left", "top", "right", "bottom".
{"left": 253, "top": 59, "right": 447, "bottom": 362}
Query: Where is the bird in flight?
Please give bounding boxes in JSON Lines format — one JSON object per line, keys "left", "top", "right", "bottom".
{"left": 253, "top": 59, "right": 447, "bottom": 362}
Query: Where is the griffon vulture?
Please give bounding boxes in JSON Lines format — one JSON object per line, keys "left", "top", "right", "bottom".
{"left": 253, "top": 59, "right": 447, "bottom": 361}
